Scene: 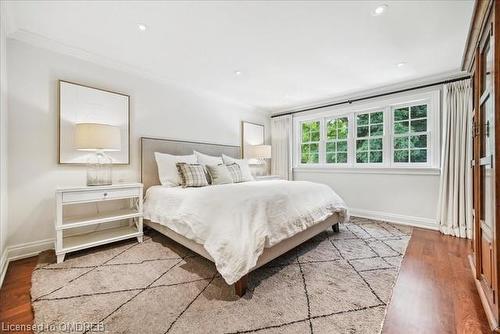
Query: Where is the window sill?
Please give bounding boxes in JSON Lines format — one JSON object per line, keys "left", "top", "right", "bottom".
{"left": 293, "top": 166, "right": 441, "bottom": 176}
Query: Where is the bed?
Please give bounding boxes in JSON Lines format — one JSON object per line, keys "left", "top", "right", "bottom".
{"left": 140, "top": 137, "right": 348, "bottom": 296}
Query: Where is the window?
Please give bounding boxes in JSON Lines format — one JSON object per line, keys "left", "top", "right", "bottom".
{"left": 300, "top": 120, "right": 320, "bottom": 163}
{"left": 326, "top": 117, "right": 348, "bottom": 164}
{"left": 393, "top": 104, "right": 428, "bottom": 163}
{"left": 356, "top": 111, "right": 384, "bottom": 164}
{"left": 294, "top": 91, "right": 439, "bottom": 170}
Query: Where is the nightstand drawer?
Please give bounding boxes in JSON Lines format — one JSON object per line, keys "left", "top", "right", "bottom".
{"left": 62, "top": 187, "right": 141, "bottom": 203}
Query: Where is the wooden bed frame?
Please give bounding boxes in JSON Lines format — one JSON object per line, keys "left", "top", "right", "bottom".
{"left": 140, "top": 137, "right": 341, "bottom": 296}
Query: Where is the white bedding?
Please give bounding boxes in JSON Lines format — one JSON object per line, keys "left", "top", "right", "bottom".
{"left": 143, "top": 180, "right": 348, "bottom": 284}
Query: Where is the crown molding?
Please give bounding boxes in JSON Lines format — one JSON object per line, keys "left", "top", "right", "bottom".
{"left": 7, "top": 28, "right": 271, "bottom": 116}
{"left": 270, "top": 70, "right": 468, "bottom": 116}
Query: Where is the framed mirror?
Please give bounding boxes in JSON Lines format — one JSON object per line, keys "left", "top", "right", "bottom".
{"left": 241, "top": 121, "right": 265, "bottom": 159}
{"left": 58, "top": 80, "right": 130, "bottom": 164}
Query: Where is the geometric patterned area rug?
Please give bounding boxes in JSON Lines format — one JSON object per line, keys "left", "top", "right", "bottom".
{"left": 31, "top": 217, "right": 412, "bottom": 334}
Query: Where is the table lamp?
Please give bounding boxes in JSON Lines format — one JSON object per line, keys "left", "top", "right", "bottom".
{"left": 246, "top": 145, "right": 272, "bottom": 161}
{"left": 246, "top": 144, "right": 271, "bottom": 175}
{"left": 74, "top": 123, "right": 121, "bottom": 186}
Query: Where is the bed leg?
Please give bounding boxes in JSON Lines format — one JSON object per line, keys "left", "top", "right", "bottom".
{"left": 234, "top": 275, "right": 248, "bottom": 297}
{"left": 332, "top": 223, "right": 340, "bottom": 233}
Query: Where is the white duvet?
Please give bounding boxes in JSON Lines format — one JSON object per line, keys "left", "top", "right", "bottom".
{"left": 143, "top": 180, "right": 348, "bottom": 284}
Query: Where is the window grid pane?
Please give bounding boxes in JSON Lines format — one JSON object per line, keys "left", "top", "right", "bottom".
{"left": 356, "top": 111, "right": 383, "bottom": 164}
{"left": 326, "top": 117, "right": 348, "bottom": 164}
{"left": 301, "top": 120, "right": 320, "bottom": 164}
{"left": 392, "top": 104, "right": 428, "bottom": 163}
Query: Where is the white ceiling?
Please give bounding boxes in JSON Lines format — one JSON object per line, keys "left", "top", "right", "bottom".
{"left": 6, "top": 1, "right": 474, "bottom": 112}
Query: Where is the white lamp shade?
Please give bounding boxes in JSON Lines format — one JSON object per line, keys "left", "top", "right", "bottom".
{"left": 246, "top": 145, "right": 271, "bottom": 159}
{"left": 74, "top": 123, "right": 121, "bottom": 151}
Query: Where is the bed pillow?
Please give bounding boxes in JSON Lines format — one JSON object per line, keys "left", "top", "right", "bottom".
{"left": 206, "top": 164, "right": 234, "bottom": 185}
{"left": 194, "top": 151, "right": 223, "bottom": 184}
{"left": 225, "top": 163, "right": 244, "bottom": 183}
{"left": 194, "top": 151, "right": 223, "bottom": 166}
{"left": 222, "top": 154, "right": 254, "bottom": 181}
{"left": 154, "top": 152, "right": 197, "bottom": 186}
{"left": 176, "top": 163, "right": 209, "bottom": 188}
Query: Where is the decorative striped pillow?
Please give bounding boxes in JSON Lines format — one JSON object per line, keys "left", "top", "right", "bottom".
{"left": 206, "top": 164, "right": 234, "bottom": 185}
{"left": 222, "top": 155, "right": 254, "bottom": 181}
{"left": 176, "top": 163, "right": 209, "bottom": 188}
{"left": 225, "top": 163, "right": 244, "bottom": 183}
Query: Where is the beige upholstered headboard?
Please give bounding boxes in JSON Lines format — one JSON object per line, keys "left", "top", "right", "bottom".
{"left": 140, "top": 137, "right": 241, "bottom": 191}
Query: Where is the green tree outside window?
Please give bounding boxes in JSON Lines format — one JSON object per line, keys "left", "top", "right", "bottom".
{"left": 356, "top": 111, "right": 383, "bottom": 163}
{"left": 393, "top": 104, "right": 428, "bottom": 163}
{"left": 301, "top": 120, "right": 320, "bottom": 163}
{"left": 326, "top": 117, "right": 348, "bottom": 164}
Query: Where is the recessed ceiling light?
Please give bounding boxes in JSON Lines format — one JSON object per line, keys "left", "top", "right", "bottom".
{"left": 372, "top": 4, "right": 388, "bottom": 16}
{"left": 234, "top": 70, "right": 242, "bottom": 76}
{"left": 397, "top": 62, "right": 407, "bottom": 68}
{"left": 138, "top": 24, "right": 147, "bottom": 31}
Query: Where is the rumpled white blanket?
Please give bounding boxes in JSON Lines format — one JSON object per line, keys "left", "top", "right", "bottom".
{"left": 144, "top": 180, "right": 348, "bottom": 284}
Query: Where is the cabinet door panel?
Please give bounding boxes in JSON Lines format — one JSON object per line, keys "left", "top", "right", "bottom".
{"left": 481, "top": 235, "right": 493, "bottom": 289}
{"left": 474, "top": 28, "right": 496, "bottom": 308}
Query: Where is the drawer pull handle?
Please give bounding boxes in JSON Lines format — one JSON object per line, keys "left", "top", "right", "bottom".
{"left": 103, "top": 193, "right": 108, "bottom": 197}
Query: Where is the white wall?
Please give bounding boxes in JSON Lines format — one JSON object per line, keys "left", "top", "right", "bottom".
{"left": 294, "top": 170, "right": 439, "bottom": 229}
{"left": 0, "top": 1, "right": 9, "bottom": 282}
{"left": 6, "top": 39, "right": 269, "bottom": 255}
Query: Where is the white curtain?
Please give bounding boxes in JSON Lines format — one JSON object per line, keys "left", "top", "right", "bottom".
{"left": 271, "top": 115, "right": 293, "bottom": 180}
{"left": 437, "top": 79, "right": 473, "bottom": 238}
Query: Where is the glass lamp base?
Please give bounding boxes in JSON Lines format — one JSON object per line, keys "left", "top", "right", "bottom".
{"left": 86, "top": 151, "right": 113, "bottom": 186}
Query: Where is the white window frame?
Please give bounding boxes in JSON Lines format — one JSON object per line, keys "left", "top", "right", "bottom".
{"left": 391, "top": 100, "right": 432, "bottom": 168}
{"left": 298, "top": 118, "right": 322, "bottom": 164}
{"left": 293, "top": 90, "right": 440, "bottom": 172}
{"left": 324, "top": 115, "right": 351, "bottom": 167}
{"left": 354, "top": 108, "right": 386, "bottom": 167}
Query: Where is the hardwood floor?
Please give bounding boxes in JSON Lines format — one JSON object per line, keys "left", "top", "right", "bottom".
{"left": 383, "top": 228, "right": 490, "bottom": 334}
{"left": 0, "top": 256, "right": 38, "bottom": 333}
{"left": 0, "top": 228, "right": 491, "bottom": 333}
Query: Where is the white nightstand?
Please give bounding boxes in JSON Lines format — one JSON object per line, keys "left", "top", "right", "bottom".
{"left": 254, "top": 175, "right": 283, "bottom": 181}
{"left": 55, "top": 183, "right": 144, "bottom": 263}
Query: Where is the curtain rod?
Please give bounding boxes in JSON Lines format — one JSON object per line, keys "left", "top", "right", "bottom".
{"left": 270, "top": 75, "right": 471, "bottom": 118}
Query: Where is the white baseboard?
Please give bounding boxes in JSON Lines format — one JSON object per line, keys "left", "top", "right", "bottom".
{"left": 0, "top": 249, "right": 8, "bottom": 289}
{"left": 0, "top": 238, "right": 55, "bottom": 288}
{"left": 350, "top": 208, "right": 438, "bottom": 231}
{"left": 7, "top": 238, "right": 55, "bottom": 261}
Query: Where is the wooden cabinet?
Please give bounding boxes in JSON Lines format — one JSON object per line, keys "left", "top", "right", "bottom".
{"left": 464, "top": 0, "right": 500, "bottom": 331}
